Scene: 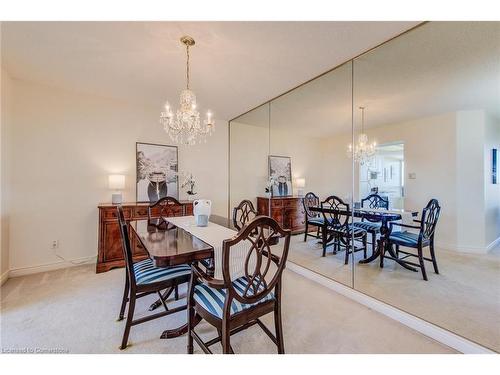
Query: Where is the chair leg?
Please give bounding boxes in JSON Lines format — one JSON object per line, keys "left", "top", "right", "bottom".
{"left": 418, "top": 246, "right": 428, "bottom": 281}
{"left": 303, "top": 222, "right": 309, "bottom": 242}
{"left": 316, "top": 226, "right": 320, "bottom": 239}
{"left": 221, "top": 320, "right": 231, "bottom": 354}
{"left": 118, "top": 274, "right": 129, "bottom": 321}
{"left": 371, "top": 232, "right": 376, "bottom": 256}
{"left": 429, "top": 241, "right": 439, "bottom": 274}
{"left": 322, "top": 226, "right": 327, "bottom": 257}
{"left": 363, "top": 234, "right": 367, "bottom": 258}
{"left": 344, "top": 240, "right": 350, "bottom": 265}
{"left": 379, "top": 240, "right": 385, "bottom": 268}
{"left": 274, "top": 302, "right": 285, "bottom": 354}
{"left": 120, "top": 292, "right": 136, "bottom": 350}
{"left": 174, "top": 285, "right": 179, "bottom": 300}
{"left": 395, "top": 244, "right": 400, "bottom": 257}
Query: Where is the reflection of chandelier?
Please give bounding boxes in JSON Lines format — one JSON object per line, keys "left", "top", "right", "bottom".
{"left": 160, "top": 36, "right": 214, "bottom": 145}
{"left": 347, "top": 106, "right": 376, "bottom": 165}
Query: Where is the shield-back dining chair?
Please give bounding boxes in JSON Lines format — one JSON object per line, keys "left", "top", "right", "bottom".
{"left": 321, "top": 195, "right": 367, "bottom": 264}
{"left": 302, "top": 192, "right": 323, "bottom": 242}
{"left": 232, "top": 199, "right": 258, "bottom": 231}
{"left": 353, "top": 194, "right": 389, "bottom": 254}
{"left": 116, "top": 205, "right": 191, "bottom": 350}
{"left": 186, "top": 215, "right": 291, "bottom": 354}
{"left": 385, "top": 199, "right": 441, "bottom": 281}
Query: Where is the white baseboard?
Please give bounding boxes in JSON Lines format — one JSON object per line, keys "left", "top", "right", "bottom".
{"left": 8, "top": 256, "right": 96, "bottom": 278}
{"left": 0, "top": 269, "right": 9, "bottom": 286}
{"left": 436, "top": 241, "right": 491, "bottom": 254}
{"left": 287, "top": 262, "right": 495, "bottom": 354}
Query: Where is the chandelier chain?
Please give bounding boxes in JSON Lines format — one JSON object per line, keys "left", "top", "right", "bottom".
{"left": 186, "top": 44, "right": 190, "bottom": 90}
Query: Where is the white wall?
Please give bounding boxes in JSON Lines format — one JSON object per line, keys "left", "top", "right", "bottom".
{"left": 0, "top": 67, "right": 12, "bottom": 280}
{"left": 4, "top": 77, "right": 228, "bottom": 272}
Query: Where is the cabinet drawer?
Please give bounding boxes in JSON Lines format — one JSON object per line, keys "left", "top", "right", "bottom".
{"left": 283, "top": 198, "right": 300, "bottom": 209}
{"left": 271, "top": 200, "right": 283, "bottom": 208}
{"left": 103, "top": 208, "right": 131, "bottom": 220}
{"left": 134, "top": 206, "right": 149, "bottom": 218}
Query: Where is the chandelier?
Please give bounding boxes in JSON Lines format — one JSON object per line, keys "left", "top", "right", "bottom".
{"left": 347, "top": 106, "right": 377, "bottom": 166}
{"left": 160, "top": 36, "right": 215, "bottom": 145}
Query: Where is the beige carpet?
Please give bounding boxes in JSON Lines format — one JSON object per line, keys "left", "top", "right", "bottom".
{"left": 288, "top": 235, "right": 500, "bottom": 352}
{"left": 0, "top": 264, "right": 454, "bottom": 354}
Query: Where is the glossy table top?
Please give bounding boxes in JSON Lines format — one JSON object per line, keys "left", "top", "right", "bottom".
{"left": 129, "top": 215, "right": 231, "bottom": 267}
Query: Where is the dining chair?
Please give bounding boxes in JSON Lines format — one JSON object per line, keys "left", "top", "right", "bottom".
{"left": 353, "top": 194, "right": 389, "bottom": 253}
{"left": 186, "top": 215, "right": 291, "bottom": 354}
{"left": 320, "top": 195, "right": 367, "bottom": 264}
{"left": 232, "top": 199, "right": 257, "bottom": 231}
{"left": 302, "top": 192, "right": 323, "bottom": 242}
{"left": 116, "top": 205, "right": 191, "bottom": 350}
{"left": 385, "top": 199, "right": 441, "bottom": 281}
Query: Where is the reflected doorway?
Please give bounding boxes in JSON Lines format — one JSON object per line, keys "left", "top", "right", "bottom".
{"left": 360, "top": 143, "right": 404, "bottom": 209}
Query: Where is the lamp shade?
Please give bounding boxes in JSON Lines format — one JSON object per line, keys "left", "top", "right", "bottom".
{"left": 295, "top": 178, "right": 306, "bottom": 188}
{"left": 108, "top": 174, "right": 125, "bottom": 190}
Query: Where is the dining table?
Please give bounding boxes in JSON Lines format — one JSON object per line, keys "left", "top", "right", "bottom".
{"left": 128, "top": 213, "right": 280, "bottom": 339}
{"left": 309, "top": 206, "right": 419, "bottom": 271}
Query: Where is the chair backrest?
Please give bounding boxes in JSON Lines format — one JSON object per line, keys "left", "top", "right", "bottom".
{"left": 361, "top": 194, "right": 389, "bottom": 210}
{"left": 232, "top": 199, "right": 257, "bottom": 231}
{"left": 321, "top": 195, "right": 350, "bottom": 229}
{"left": 222, "top": 216, "right": 291, "bottom": 305}
{"left": 302, "top": 192, "right": 320, "bottom": 219}
{"left": 420, "top": 199, "right": 441, "bottom": 241}
{"left": 148, "top": 196, "right": 184, "bottom": 223}
{"left": 116, "top": 205, "right": 136, "bottom": 285}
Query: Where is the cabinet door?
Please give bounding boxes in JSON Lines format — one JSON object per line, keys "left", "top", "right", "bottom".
{"left": 103, "top": 222, "right": 124, "bottom": 261}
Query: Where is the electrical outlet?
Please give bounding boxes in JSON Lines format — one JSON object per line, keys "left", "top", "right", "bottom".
{"left": 51, "top": 240, "right": 59, "bottom": 249}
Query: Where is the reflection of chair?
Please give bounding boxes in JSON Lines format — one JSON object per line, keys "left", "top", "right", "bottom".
{"left": 386, "top": 199, "right": 441, "bottom": 281}
{"left": 321, "top": 196, "right": 367, "bottom": 264}
{"left": 187, "top": 216, "right": 291, "bottom": 354}
{"left": 232, "top": 200, "right": 257, "bottom": 231}
{"left": 148, "top": 196, "right": 185, "bottom": 224}
{"left": 116, "top": 205, "right": 191, "bottom": 350}
{"left": 353, "top": 194, "right": 389, "bottom": 253}
{"left": 302, "top": 192, "right": 323, "bottom": 242}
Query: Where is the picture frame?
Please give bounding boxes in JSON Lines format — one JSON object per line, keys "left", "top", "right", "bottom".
{"left": 268, "top": 155, "right": 293, "bottom": 197}
{"left": 136, "top": 142, "right": 179, "bottom": 202}
{"left": 493, "top": 148, "right": 497, "bottom": 185}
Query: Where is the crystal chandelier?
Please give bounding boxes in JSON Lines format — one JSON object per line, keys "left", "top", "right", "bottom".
{"left": 347, "top": 107, "right": 377, "bottom": 166}
{"left": 160, "top": 36, "right": 215, "bottom": 145}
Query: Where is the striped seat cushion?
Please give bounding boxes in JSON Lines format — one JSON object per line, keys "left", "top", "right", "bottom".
{"left": 389, "top": 231, "right": 429, "bottom": 247}
{"left": 133, "top": 258, "right": 191, "bottom": 285}
{"left": 194, "top": 276, "right": 275, "bottom": 319}
{"left": 353, "top": 221, "right": 382, "bottom": 232}
{"left": 308, "top": 217, "right": 324, "bottom": 226}
{"left": 330, "top": 224, "right": 366, "bottom": 238}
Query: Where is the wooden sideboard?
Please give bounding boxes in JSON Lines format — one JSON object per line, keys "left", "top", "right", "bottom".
{"left": 256, "top": 196, "right": 307, "bottom": 234}
{"left": 97, "top": 201, "right": 193, "bottom": 273}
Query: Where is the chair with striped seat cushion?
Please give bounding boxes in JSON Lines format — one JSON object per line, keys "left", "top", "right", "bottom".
{"left": 187, "top": 215, "right": 291, "bottom": 354}
{"left": 357, "top": 194, "right": 389, "bottom": 254}
{"left": 320, "top": 195, "right": 368, "bottom": 264}
{"left": 386, "top": 199, "right": 441, "bottom": 281}
{"left": 303, "top": 192, "right": 323, "bottom": 242}
{"left": 193, "top": 276, "right": 275, "bottom": 319}
{"left": 133, "top": 259, "right": 191, "bottom": 285}
{"left": 116, "top": 205, "right": 191, "bottom": 350}
{"left": 353, "top": 221, "right": 381, "bottom": 232}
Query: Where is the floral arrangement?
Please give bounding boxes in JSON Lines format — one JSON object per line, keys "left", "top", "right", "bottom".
{"left": 265, "top": 176, "right": 276, "bottom": 194}
{"left": 180, "top": 172, "right": 197, "bottom": 196}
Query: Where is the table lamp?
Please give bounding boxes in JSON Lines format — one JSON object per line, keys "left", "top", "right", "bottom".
{"left": 108, "top": 174, "right": 125, "bottom": 204}
{"left": 295, "top": 178, "right": 306, "bottom": 197}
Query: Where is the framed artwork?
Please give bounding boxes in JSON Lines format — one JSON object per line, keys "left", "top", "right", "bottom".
{"left": 136, "top": 142, "right": 178, "bottom": 202}
{"left": 268, "top": 155, "right": 293, "bottom": 197}
{"left": 493, "top": 148, "right": 497, "bottom": 184}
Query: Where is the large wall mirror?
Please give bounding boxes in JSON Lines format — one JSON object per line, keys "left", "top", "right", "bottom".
{"left": 353, "top": 21, "right": 500, "bottom": 351}
{"left": 269, "top": 62, "right": 354, "bottom": 287}
{"left": 229, "top": 21, "right": 499, "bottom": 352}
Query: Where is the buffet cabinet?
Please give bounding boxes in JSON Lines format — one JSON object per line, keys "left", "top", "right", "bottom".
{"left": 256, "top": 196, "right": 306, "bottom": 234}
{"left": 96, "top": 201, "right": 193, "bottom": 273}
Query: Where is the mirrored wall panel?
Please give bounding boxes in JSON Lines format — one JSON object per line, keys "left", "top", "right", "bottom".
{"left": 269, "top": 62, "right": 354, "bottom": 287}
{"left": 229, "top": 103, "right": 270, "bottom": 227}
{"left": 352, "top": 22, "right": 500, "bottom": 351}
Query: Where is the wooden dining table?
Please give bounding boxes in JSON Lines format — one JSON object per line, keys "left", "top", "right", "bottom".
{"left": 309, "top": 206, "right": 419, "bottom": 271}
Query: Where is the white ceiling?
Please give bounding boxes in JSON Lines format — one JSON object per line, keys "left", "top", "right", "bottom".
{"left": 0, "top": 21, "right": 420, "bottom": 120}
{"left": 235, "top": 22, "right": 500, "bottom": 137}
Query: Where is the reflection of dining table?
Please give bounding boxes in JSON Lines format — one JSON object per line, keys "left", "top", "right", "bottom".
{"left": 309, "top": 206, "right": 418, "bottom": 270}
